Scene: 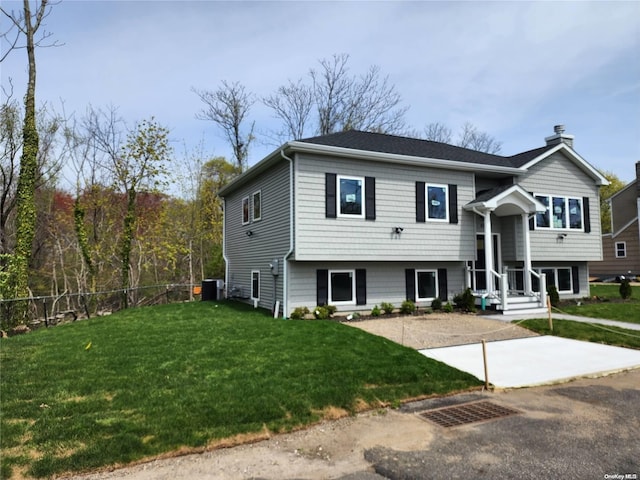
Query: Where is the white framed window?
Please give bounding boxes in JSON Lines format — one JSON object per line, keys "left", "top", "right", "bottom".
{"left": 329, "top": 270, "right": 355, "bottom": 305}
{"left": 534, "top": 194, "right": 583, "bottom": 231}
{"left": 534, "top": 267, "right": 573, "bottom": 293}
{"left": 251, "top": 270, "right": 260, "bottom": 300}
{"left": 416, "top": 270, "right": 438, "bottom": 301}
{"left": 426, "top": 184, "right": 448, "bottom": 222}
{"left": 337, "top": 176, "right": 364, "bottom": 218}
{"left": 252, "top": 191, "right": 262, "bottom": 222}
{"left": 242, "top": 197, "right": 250, "bottom": 225}
{"left": 615, "top": 242, "right": 626, "bottom": 258}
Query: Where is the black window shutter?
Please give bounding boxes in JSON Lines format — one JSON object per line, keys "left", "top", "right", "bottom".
{"left": 572, "top": 266, "right": 580, "bottom": 294}
{"left": 355, "top": 269, "right": 366, "bottom": 305}
{"left": 365, "top": 177, "right": 376, "bottom": 220}
{"left": 448, "top": 184, "right": 458, "bottom": 224}
{"left": 317, "top": 269, "right": 328, "bottom": 306}
{"left": 528, "top": 192, "right": 535, "bottom": 230}
{"left": 583, "top": 197, "right": 591, "bottom": 233}
{"left": 416, "top": 182, "right": 425, "bottom": 223}
{"left": 325, "top": 173, "right": 336, "bottom": 218}
{"left": 437, "top": 268, "right": 448, "bottom": 301}
{"left": 405, "top": 269, "right": 416, "bottom": 301}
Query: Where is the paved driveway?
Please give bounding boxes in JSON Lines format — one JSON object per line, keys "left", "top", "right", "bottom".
{"left": 419, "top": 335, "right": 640, "bottom": 388}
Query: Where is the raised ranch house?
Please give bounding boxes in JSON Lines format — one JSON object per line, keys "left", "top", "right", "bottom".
{"left": 218, "top": 126, "right": 608, "bottom": 317}
{"left": 590, "top": 161, "right": 640, "bottom": 280}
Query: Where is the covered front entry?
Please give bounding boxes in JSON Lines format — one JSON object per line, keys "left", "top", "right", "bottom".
{"left": 464, "top": 185, "right": 548, "bottom": 313}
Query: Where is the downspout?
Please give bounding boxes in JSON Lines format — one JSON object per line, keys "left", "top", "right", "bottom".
{"left": 280, "top": 149, "right": 295, "bottom": 318}
{"left": 222, "top": 198, "right": 229, "bottom": 298}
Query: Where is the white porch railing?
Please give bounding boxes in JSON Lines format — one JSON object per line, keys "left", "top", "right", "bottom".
{"left": 469, "top": 265, "right": 547, "bottom": 311}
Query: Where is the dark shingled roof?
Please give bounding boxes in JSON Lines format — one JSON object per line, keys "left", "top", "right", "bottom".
{"left": 298, "top": 130, "right": 555, "bottom": 168}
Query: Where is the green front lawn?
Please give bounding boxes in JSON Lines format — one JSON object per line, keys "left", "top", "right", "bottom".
{"left": 556, "top": 283, "right": 640, "bottom": 324}
{"left": 0, "top": 301, "right": 480, "bottom": 479}
{"left": 518, "top": 318, "right": 640, "bottom": 350}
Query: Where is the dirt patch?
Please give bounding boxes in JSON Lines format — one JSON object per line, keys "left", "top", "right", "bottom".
{"left": 342, "top": 313, "right": 539, "bottom": 349}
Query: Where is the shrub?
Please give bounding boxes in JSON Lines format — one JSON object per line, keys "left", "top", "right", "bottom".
{"left": 313, "top": 306, "right": 330, "bottom": 320}
{"left": 371, "top": 305, "right": 381, "bottom": 317}
{"left": 453, "top": 288, "right": 476, "bottom": 313}
{"left": 443, "top": 302, "right": 454, "bottom": 313}
{"left": 547, "top": 285, "right": 560, "bottom": 307}
{"left": 620, "top": 278, "right": 632, "bottom": 300}
{"left": 380, "top": 302, "right": 395, "bottom": 315}
{"left": 430, "top": 297, "right": 442, "bottom": 311}
{"left": 326, "top": 304, "right": 338, "bottom": 316}
{"left": 400, "top": 299, "right": 416, "bottom": 315}
{"left": 290, "top": 306, "right": 309, "bottom": 320}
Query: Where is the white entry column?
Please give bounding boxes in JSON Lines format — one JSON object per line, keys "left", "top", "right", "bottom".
{"left": 522, "top": 213, "right": 533, "bottom": 294}
{"left": 483, "top": 210, "right": 494, "bottom": 295}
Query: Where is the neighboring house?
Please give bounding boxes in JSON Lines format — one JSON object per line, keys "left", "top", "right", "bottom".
{"left": 590, "top": 161, "right": 640, "bottom": 280}
{"left": 219, "top": 126, "right": 608, "bottom": 316}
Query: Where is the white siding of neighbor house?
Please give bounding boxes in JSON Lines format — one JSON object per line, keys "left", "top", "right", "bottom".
{"left": 287, "top": 261, "right": 466, "bottom": 314}
{"left": 293, "top": 153, "right": 476, "bottom": 262}
{"left": 224, "top": 159, "right": 291, "bottom": 312}
{"left": 518, "top": 151, "right": 603, "bottom": 262}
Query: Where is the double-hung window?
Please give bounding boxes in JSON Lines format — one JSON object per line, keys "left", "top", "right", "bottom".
{"left": 338, "top": 176, "right": 364, "bottom": 217}
{"left": 535, "top": 194, "right": 583, "bottom": 231}
{"left": 615, "top": 242, "right": 626, "bottom": 258}
{"left": 252, "top": 191, "right": 261, "bottom": 222}
{"left": 533, "top": 267, "right": 573, "bottom": 293}
{"left": 427, "top": 184, "right": 448, "bottom": 221}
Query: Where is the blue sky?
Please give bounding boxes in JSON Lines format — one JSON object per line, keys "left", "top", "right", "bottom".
{"left": 2, "top": 0, "right": 639, "bottom": 185}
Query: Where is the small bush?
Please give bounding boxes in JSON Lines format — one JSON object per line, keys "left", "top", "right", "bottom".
{"left": 313, "top": 306, "right": 330, "bottom": 320}
{"left": 371, "top": 305, "right": 381, "bottom": 317}
{"left": 400, "top": 299, "right": 416, "bottom": 315}
{"left": 431, "top": 297, "right": 442, "bottom": 311}
{"left": 547, "top": 285, "right": 560, "bottom": 307}
{"left": 381, "top": 302, "right": 394, "bottom": 315}
{"left": 326, "top": 304, "right": 338, "bottom": 315}
{"left": 443, "top": 302, "right": 454, "bottom": 313}
{"left": 290, "top": 306, "right": 309, "bottom": 320}
{"left": 453, "top": 288, "right": 476, "bottom": 312}
{"left": 620, "top": 278, "right": 632, "bottom": 300}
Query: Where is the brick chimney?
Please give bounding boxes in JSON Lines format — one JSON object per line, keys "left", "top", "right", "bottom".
{"left": 545, "top": 124, "right": 574, "bottom": 148}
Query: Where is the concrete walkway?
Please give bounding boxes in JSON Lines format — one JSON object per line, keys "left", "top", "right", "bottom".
{"left": 482, "top": 311, "right": 640, "bottom": 331}
{"left": 419, "top": 335, "right": 640, "bottom": 388}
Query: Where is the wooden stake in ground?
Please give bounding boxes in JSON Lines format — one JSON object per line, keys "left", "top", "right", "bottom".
{"left": 547, "top": 296, "right": 553, "bottom": 332}
{"left": 481, "top": 339, "right": 490, "bottom": 390}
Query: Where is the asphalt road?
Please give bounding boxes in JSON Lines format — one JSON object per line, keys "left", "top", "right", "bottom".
{"left": 352, "top": 370, "right": 640, "bottom": 480}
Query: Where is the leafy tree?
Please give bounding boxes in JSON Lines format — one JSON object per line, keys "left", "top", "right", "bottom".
{"left": 599, "top": 171, "right": 626, "bottom": 234}
{"left": 114, "top": 118, "right": 171, "bottom": 307}
{"left": 0, "top": 0, "right": 59, "bottom": 324}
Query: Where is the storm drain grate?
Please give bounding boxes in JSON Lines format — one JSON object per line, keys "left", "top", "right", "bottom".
{"left": 419, "top": 401, "right": 520, "bottom": 428}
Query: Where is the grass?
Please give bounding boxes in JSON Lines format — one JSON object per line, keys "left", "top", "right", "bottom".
{"left": 518, "top": 318, "right": 640, "bottom": 350}
{"left": 554, "top": 283, "right": 640, "bottom": 324}
{"left": 0, "top": 301, "right": 481, "bottom": 479}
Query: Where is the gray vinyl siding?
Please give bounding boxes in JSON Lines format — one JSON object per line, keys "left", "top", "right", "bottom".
{"left": 518, "top": 151, "right": 603, "bottom": 262}
{"left": 224, "top": 160, "right": 291, "bottom": 311}
{"left": 294, "top": 153, "right": 476, "bottom": 261}
{"left": 287, "top": 261, "right": 466, "bottom": 314}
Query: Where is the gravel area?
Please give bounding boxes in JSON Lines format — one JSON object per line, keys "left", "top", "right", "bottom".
{"left": 342, "top": 313, "right": 539, "bottom": 349}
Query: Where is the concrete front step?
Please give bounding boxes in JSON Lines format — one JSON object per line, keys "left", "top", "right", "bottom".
{"left": 497, "top": 307, "right": 549, "bottom": 316}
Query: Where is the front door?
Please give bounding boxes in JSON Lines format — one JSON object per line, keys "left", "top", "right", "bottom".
{"left": 469, "top": 234, "right": 501, "bottom": 291}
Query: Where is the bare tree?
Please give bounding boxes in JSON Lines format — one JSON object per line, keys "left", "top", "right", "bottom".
{"left": 193, "top": 81, "right": 255, "bottom": 171}
{"left": 457, "top": 122, "right": 502, "bottom": 154}
{"left": 422, "top": 122, "right": 453, "bottom": 144}
{"left": 310, "top": 53, "right": 407, "bottom": 136}
{"left": 263, "top": 79, "right": 314, "bottom": 142}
